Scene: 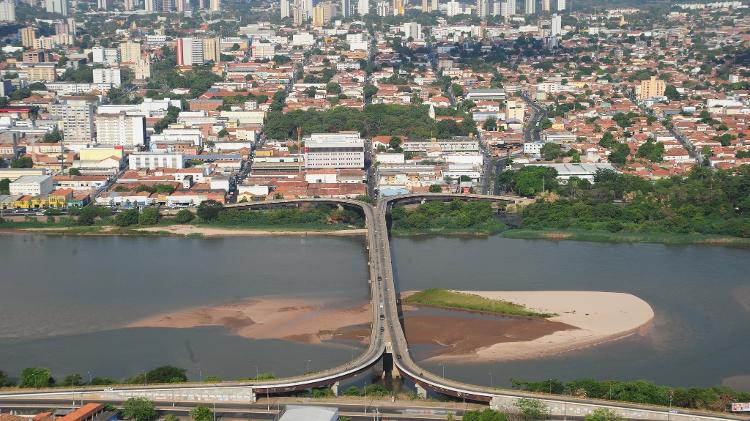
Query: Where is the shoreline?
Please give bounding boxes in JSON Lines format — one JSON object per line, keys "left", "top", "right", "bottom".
{"left": 0, "top": 224, "right": 367, "bottom": 237}
{"left": 408, "top": 290, "right": 655, "bottom": 363}
{"left": 502, "top": 228, "right": 750, "bottom": 248}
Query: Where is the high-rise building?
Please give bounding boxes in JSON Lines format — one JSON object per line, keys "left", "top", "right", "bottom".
{"left": 506, "top": 0, "right": 516, "bottom": 15}
{"left": 0, "top": 0, "right": 16, "bottom": 22}
{"left": 177, "top": 37, "right": 204, "bottom": 66}
{"left": 202, "top": 37, "right": 220, "bottom": 63}
{"left": 124, "top": 0, "right": 136, "bottom": 10}
{"left": 93, "top": 67, "right": 122, "bottom": 87}
{"left": 431, "top": 0, "right": 437, "bottom": 11}
{"left": 638, "top": 76, "right": 666, "bottom": 100}
{"left": 134, "top": 59, "right": 151, "bottom": 79}
{"left": 556, "top": 0, "right": 564, "bottom": 10}
{"left": 550, "top": 13, "right": 561, "bottom": 36}
{"left": 476, "top": 0, "right": 488, "bottom": 18}
{"left": 20, "top": 26, "right": 36, "bottom": 48}
{"left": 375, "top": 0, "right": 389, "bottom": 15}
{"left": 49, "top": 98, "right": 95, "bottom": 145}
{"left": 541, "top": 0, "right": 549, "bottom": 11}
{"left": 446, "top": 0, "right": 460, "bottom": 15}
{"left": 95, "top": 112, "right": 146, "bottom": 148}
{"left": 44, "top": 0, "right": 68, "bottom": 15}
{"left": 92, "top": 46, "right": 120, "bottom": 65}
{"left": 144, "top": 0, "right": 159, "bottom": 12}
{"left": 312, "top": 4, "right": 325, "bottom": 26}
{"left": 392, "top": 0, "right": 403, "bottom": 15}
{"left": 280, "top": 0, "right": 290, "bottom": 18}
{"left": 356, "top": 0, "right": 368, "bottom": 15}
{"left": 97, "top": 0, "right": 112, "bottom": 9}
{"left": 119, "top": 41, "right": 141, "bottom": 64}
{"left": 402, "top": 22, "right": 422, "bottom": 40}
{"left": 209, "top": 0, "right": 220, "bottom": 11}
{"left": 524, "top": 0, "right": 534, "bottom": 14}
{"left": 421, "top": 0, "right": 429, "bottom": 12}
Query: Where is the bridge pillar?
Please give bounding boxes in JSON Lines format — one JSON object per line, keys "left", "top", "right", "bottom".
{"left": 415, "top": 384, "right": 427, "bottom": 399}
{"left": 249, "top": 388, "right": 257, "bottom": 403}
{"left": 331, "top": 381, "right": 340, "bottom": 396}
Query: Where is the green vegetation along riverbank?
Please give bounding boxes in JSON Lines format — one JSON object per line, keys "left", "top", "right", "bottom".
{"left": 511, "top": 378, "right": 750, "bottom": 412}
{"left": 390, "top": 200, "right": 505, "bottom": 235}
{"left": 0, "top": 201, "right": 365, "bottom": 236}
{"left": 403, "top": 289, "right": 554, "bottom": 318}
{"left": 498, "top": 166, "right": 750, "bottom": 239}
{"left": 502, "top": 229, "right": 750, "bottom": 247}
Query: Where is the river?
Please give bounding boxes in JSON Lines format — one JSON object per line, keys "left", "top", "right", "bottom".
{"left": 1, "top": 233, "right": 749, "bottom": 390}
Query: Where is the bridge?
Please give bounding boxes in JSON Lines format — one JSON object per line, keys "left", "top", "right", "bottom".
{"left": 0, "top": 194, "right": 746, "bottom": 421}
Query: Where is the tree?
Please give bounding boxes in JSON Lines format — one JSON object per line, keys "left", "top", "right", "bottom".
{"left": 197, "top": 200, "right": 223, "bottom": 221}
{"left": 174, "top": 209, "right": 196, "bottom": 224}
{"left": 114, "top": 209, "right": 140, "bottom": 227}
{"left": 0, "top": 178, "right": 9, "bottom": 195}
{"left": 0, "top": 370, "right": 16, "bottom": 387}
{"left": 463, "top": 409, "right": 508, "bottom": 421}
{"left": 389, "top": 136, "right": 401, "bottom": 150}
{"left": 11, "top": 156, "right": 33, "bottom": 168}
{"left": 540, "top": 143, "right": 563, "bottom": 161}
{"left": 584, "top": 409, "right": 624, "bottom": 421}
{"left": 122, "top": 397, "right": 157, "bottom": 421}
{"left": 61, "top": 373, "right": 84, "bottom": 386}
{"left": 163, "top": 415, "right": 179, "bottom": 421}
{"left": 138, "top": 208, "right": 160, "bottom": 226}
{"left": 515, "top": 398, "right": 550, "bottom": 421}
{"left": 483, "top": 117, "right": 497, "bottom": 131}
{"left": 69, "top": 168, "right": 81, "bottom": 176}
{"left": 636, "top": 140, "right": 665, "bottom": 162}
{"left": 144, "top": 366, "right": 188, "bottom": 383}
{"left": 429, "top": 184, "right": 442, "bottom": 193}
{"left": 42, "top": 127, "right": 63, "bottom": 143}
{"left": 664, "top": 85, "right": 681, "bottom": 101}
{"left": 190, "top": 406, "right": 213, "bottom": 421}
{"left": 20, "top": 367, "right": 53, "bottom": 388}
{"left": 608, "top": 143, "right": 631, "bottom": 165}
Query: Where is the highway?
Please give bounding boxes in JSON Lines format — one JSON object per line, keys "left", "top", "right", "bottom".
{"left": 0, "top": 194, "right": 747, "bottom": 421}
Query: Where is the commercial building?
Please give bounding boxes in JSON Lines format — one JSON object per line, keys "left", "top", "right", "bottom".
{"left": 505, "top": 100, "right": 525, "bottom": 122}
{"left": 92, "top": 46, "right": 120, "bottom": 65}
{"left": 525, "top": 163, "right": 616, "bottom": 183}
{"left": 26, "top": 63, "right": 57, "bottom": 82}
{"left": 129, "top": 151, "right": 185, "bottom": 170}
{"left": 10, "top": 175, "right": 54, "bottom": 196}
{"left": 95, "top": 112, "right": 146, "bottom": 148}
{"left": 304, "top": 132, "right": 365, "bottom": 169}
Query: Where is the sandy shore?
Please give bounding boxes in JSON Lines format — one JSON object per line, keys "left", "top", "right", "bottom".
{"left": 411, "top": 290, "right": 654, "bottom": 363}
{"left": 127, "top": 297, "right": 372, "bottom": 344}
{"left": 135, "top": 225, "right": 367, "bottom": 237}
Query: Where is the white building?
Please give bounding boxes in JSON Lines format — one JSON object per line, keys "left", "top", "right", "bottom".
{"left": 96, "top": 112, "right": 146, "bottom": 148}
{"left": 551, "top": 13, "right": 562, "bottom": 36}
{"left": 45, "top": 0, "right": 68, "bottom": 15}
{"left": 10, "top": 175, "right": 54, "bottom": 196}
{"left": 0, "top": 0, "right": 16, "bottom": 22}
{"left": 129, "top": 151, "right": 185, "bottom": 170}
{"left": 92, "top": 46, "right": 120, "bottom": 65}
{"left": 49, "top": 98, "right": 95, "bottom": 145}
{"left": 177, "top": 37, "right": 204, "bottom": 66}
{"left": 556, "top": 0, "right": 564, "bottom": 10}
{"left": 525, "top": 0, "right": 534, "bottom": 14}
{"left": 401, "top": 22, "right": 422, "bottom": 40}
{"left": 93, "top": 67, "right": 122, "bottom": 87}
{"left": 446, "top": 0, "right": 461, "bottom": 15}
{"left": 304, "top": 132, "right": 365, "bottom": 169}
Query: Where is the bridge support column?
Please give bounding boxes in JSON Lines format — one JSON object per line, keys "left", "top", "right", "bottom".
{"left": 249, "top": 388, "right": 257, "bottom": 403}
{"left": 415, "top": 384, "right": 427, "bottom": 399}
{"left": 331, "top": 381, "right": 340, "bottom": 396}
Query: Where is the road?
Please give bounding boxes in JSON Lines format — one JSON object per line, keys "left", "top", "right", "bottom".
{"left": 520, "top": 91, "right": 545, "bottom": 143}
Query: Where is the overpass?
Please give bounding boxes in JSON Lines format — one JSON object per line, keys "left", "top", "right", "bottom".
{"left": 0, "top": 195, "right": 747, "bottom": 421}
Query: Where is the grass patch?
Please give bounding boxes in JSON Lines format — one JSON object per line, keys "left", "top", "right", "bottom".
{"left": 503, "top": 229, "right": 750, "bottom": 247}
{"left": 403, "top": 288, "right": 554, "bottom": 318}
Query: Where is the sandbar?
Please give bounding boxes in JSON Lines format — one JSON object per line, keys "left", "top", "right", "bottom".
{"left": 135, "top": 225, "right": 367, "bottom": 237}
{"left": 407, "top": 290, "right": 654, "bottom": 363}
{"left": 127, "top": 297, "right": 372, "bottom": 344}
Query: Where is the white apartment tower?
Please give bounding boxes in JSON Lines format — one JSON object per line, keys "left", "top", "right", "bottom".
{"left": 556, "top": 0, "right": 564, "bottom": 10}
{"left": 476, "top": 0, "right": 488, "bottom": 18}
{"left": 357, "top": 0, "right": 368, "bottom": 14}
{"left": 551, "top": 13, "right": 561, "bottom": 36}
{"left": 0, "top": 0, "right": 16, "bottom": 22}
{"left": 541, "top": 0, "right": 549, "bottom": 11}
{"left": 49, "top": 98, "right": 95, "bottom": 145}
{"left": 95, "top": 112, "right": 146, "bottom": 148}
{"left": 525, "top": 0, "right": 534, "bottom": 14}
{"left": 281, "top": 0, "right": 290, "bottom": 17}
{"left": 44, "top": 0, "right": 68, "bottom": 15}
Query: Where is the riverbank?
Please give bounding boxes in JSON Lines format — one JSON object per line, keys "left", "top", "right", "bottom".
{"left": 403, "top": 290, "right": 654, "bottom": 363}
{"left": 126, "top": 297, "right": 372, "bottom": 345}
{"left": 503, "top": 229, "right": 750, "bottom": 247}
{"left": 0, "top": 224, "right": 367, "bottom": 237}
